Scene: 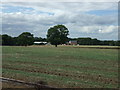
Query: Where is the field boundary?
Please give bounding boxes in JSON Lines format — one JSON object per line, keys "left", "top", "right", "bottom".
{"left": 1, "top": 77, "right": 61, "bottom": 89}
{"left": 73, "top": 46, "right": 120, "bottom": 49}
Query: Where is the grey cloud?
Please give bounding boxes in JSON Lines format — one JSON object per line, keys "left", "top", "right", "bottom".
{"left": 1, "top": 2, "right": 118, "bottom": 40}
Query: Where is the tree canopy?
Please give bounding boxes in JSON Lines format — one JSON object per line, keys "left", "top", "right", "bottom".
{"left": 17, "top": 32, "right": 34, "bottom": 46}
{"left": 47, "top": 25, "right": 69, "bottom": 47}
{"left": 2, "top": 34, "right": 13, "bottom": 46}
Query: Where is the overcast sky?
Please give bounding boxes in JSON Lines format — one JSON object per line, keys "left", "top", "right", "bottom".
{"left": 1, "top": 2, "right": 118, "bottom": 40}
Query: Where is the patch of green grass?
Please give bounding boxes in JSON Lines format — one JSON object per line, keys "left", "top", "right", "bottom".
{"left": 3, "top": 61, "right": 118, "bottom": 78}
{"left": 3, "top": 68, "right": 117, "bottom": 88}
{"left": 2, "top": 46, "right": 118, "bottom": 88}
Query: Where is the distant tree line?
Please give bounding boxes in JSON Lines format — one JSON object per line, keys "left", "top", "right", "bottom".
{"left": 0, "top": 32, "right": 120, "bottom": 46}
{"left": 69, "top": 37, "right": 120, "bottom": 46}
{"left": 0, "top": 32, "right": 46, "bottom": 46}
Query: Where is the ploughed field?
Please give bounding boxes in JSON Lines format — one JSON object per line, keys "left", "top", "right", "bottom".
{"left": 2, "top": 46, "right": 118, "bottom": 88}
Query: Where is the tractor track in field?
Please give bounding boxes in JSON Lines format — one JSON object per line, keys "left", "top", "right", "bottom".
{"left": 1, "top": 77, "right": 61, "bottom": 89}
{"left": 3, "top": 65, "right": 118, "bottom": 85}
{"left": 4, "top": 63, "right": 116, "bottom": 80}
{"left": 1, "top": 76, "right": 103, "bottom": 88}
{"left": 3, "top": 60, "right": 118, "bottom": 73}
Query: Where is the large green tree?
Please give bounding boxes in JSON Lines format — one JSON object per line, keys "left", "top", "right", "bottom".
{"left": 47, "top": 25, "right": 69, "bottom": 47}
{"left": 17, "top": 32, "right": 34, "bottom": 46}
{"left": 2, "top": 34, "right": 14, "bottom": 45}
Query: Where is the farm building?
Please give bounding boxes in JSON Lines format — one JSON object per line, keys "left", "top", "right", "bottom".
{"left": 34, "top": 41, "right": 47, "bottom": 45}
{"left": 67, "top": 40, "right": 77, "bottom": 45}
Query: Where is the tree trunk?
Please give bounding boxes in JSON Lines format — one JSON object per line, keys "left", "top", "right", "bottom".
{"left": 55, "top": 44, "right": 57, "bottom": 47}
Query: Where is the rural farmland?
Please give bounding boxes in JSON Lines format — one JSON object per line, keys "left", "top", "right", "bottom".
{"left": 2, "top": 45, "right": 119, "bottom": 88}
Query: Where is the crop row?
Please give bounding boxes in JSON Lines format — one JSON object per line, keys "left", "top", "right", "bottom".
{"left": 3, "top": 65, "right": 118, "bottom": 86}
{"left": 4, "top": 60, "right": 118, "bottom": 73}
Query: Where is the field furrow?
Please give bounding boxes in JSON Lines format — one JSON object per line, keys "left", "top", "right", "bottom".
{"left": 2, "top": 46, "right": 118, "bottom": 88}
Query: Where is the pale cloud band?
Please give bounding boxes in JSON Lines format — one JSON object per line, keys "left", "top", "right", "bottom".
{"left": 2, "top": 0, "right": 120, "bottom": 2}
